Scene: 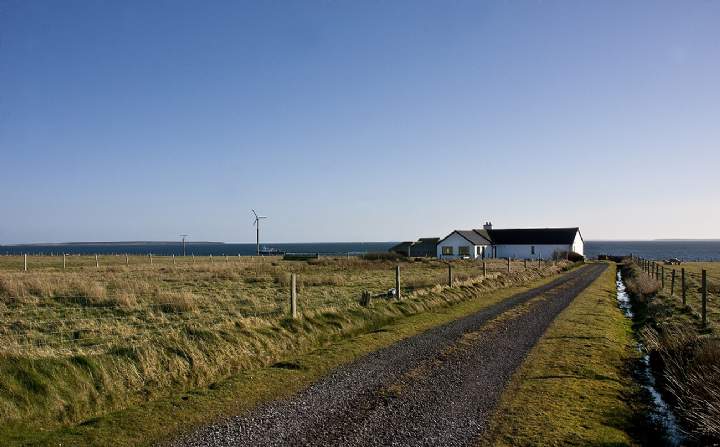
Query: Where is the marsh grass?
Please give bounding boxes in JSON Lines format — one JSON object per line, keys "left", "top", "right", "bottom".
{"left": 0, "top": 254, "right": 570, "bottom": 435}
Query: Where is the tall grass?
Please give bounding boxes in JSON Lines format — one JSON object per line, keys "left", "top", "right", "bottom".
{"left": 0, "top": 255, "right": 570, "bottom": 432}
{"left": 623, "top": 260, "right": 720, "bottom": 443}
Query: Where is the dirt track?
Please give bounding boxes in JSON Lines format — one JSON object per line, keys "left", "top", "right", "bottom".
{"left": 170, "top": 263, "right": 607, "bottom": 447}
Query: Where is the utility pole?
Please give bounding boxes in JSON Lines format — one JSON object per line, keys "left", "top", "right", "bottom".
{"left": 180, "top": 234, "right": 188, "bottom": 257}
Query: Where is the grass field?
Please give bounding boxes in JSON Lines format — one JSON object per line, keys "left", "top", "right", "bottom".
{"left": 488, "top": 263, "right": 640, "bottom": 446}
{"left": 0, "top": 254, "right": 570, "bottom": 442}
{"left": 644, "top": 260, "right": 720, "bottom": 330}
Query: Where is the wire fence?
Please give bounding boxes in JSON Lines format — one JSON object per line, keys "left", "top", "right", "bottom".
{"left": 0, "top": 257, "right": 566, "bottom": 356}
{"left": 631, "top": 255, "right": 719, "bottom": 327}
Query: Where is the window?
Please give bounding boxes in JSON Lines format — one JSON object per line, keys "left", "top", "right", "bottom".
{"left": 458, "top": 246, "right": 470, "bottom": 256}
{"left": 476, "top": 246, "right": 481, "bottom": 255}
{"left": 531, "top": 246, "right": 535, "bottom": 255}
{"left": 442, "top": 246, "right": 453, "bottom": 256}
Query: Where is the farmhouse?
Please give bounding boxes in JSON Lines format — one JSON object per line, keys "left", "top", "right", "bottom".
{"left": 436, "top": 223, "right": 583, "bottom": 260}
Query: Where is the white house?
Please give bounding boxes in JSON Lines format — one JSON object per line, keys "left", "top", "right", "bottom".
{"left": 437, "top": 223, "right": 583, "bottom": 260}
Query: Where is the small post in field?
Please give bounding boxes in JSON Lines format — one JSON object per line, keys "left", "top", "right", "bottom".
{"left": 360, "top": 290, "right": 371, "bottom": 306}
{"left": 95, "top": 254, "right": 99, "bottom": 268}
{"left": 524, "top": 259, "right": 527, "bottom": 270}
{"left": 682, "top": 268, "right": 686, "bottom": 305}
{"left": 671, "top": 269, "right": 676, "bottom": 296}
{"left": 507, "top": 257, "right": 510, "bottom": 274}
{"left": 125, "top": 253, "right": 129, "bottom": 266}
{"left": 448, "top": 264, "right": 453, "bottom": 287}
{"left": 23, "top": 254, "right": 27, "bottom": 272}
{"left": 63, "top": 253, "right": 66, "bottom": 269}
{"left": 290, "top": 273, "right": 297, "bottom": 318}
{"left": 210, "top": 254, "right": 213, "bottom": 264}
{"left": 483, "top": 261, "right": 487, "bottom": 277}
{"left": 395, "top": 265, "right": 401, "bottom": 299}
{"left": 538, "top": 257, "right": 541, "bottom": 268}
{"left": 192, "top": 254, "right": 195, "bottom": 263}
{"left": 225, "top": 255, "right": 229, "bottom": 263}
{"left": 702, "top": 270, "right": 708, "bottom": 327}
{"left": 172, "top": 254, "right": 176, "bottom": 265}
{"left": 149, "top": 253, "right": 153, "bottom": 265}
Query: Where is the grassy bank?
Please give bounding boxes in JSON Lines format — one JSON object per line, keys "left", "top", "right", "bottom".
{"left": 622, "top": 260, "right": 720, "bottom": 443}
{"left": 0, "top": 256, "right": 573, "bottom": 445}
{"left": 487, "top": 263, "right": 640, "bottom": 446}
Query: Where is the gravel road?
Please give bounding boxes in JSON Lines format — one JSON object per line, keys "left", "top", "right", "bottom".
{"left": 170, "top": 263, "right": 607, "bottom": 447}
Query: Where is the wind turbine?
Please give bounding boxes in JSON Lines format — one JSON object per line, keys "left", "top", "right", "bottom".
{"left": 252, "top": 210, "right": 267, "bottom": 255}
{"left": 180, "top": 234, "right": 189, "bottom": 256}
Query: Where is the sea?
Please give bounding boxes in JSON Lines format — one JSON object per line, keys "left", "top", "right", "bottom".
{"left": 1, "top": 240, "right": 719, "bottom": 261}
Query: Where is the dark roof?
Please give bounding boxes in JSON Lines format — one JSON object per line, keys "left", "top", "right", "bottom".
{"left": 438, "top": 230, "right": 492, "bottom": 246}
{"left": 485, "top": 228, "right": 580, "bottom": 245}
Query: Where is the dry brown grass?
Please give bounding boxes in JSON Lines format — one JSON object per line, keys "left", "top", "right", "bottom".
{"left": 0, "top": 254, "right": 573, "bottom": 437}
{"left": 643, "top": 325, "right": 720, "bottom": 441}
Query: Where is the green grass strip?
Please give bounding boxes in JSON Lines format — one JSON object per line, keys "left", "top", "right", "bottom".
{"left": 487, "top": 263, "right": 639, "bottom": 446}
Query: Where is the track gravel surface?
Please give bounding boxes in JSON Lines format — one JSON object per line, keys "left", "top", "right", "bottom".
{"left": 170, "top": 263, "right": 607, "bottom": 447}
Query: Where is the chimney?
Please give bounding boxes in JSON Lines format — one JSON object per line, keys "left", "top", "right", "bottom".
{"left": 483, "top": 222, "right": 493, "bottom": 230}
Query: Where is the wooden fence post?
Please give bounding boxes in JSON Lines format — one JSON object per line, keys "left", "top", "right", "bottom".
{"left": 149, "top": 253, "right": 153, "bottom": 265}
{"left": 210, "top": 254, "right": 213, "bottom": 264}
{"left": 23, "top": 254, "right": 27, "bottom": 272}
{"left": 63, "top": 253, "right": 66, "bottom": 269}
{"left": 192, "top": 254, "right": 195, "bottom": 264}
{"left": 448, "top": 264, "right": 453, "bottom": 287}
{"left": 702, "top": 270, "right": 708, "bottom": 327}
{"left": 125, "top": 254, "right": 129, "bottom": 266}
{"left": 290, "top": 273, "right": 297, "bottom": 318}
{"left": 671, "top": 269, "right": 675, "bottom": 296}
{"left": 661, "top": 266, "right": 665, "bottom": 290}
{"left": 395, "top": 265, "right": 401, "bottom": 299}
{"left": 483, "top": 261, "right": 487, "bottom": 277}
{"left": 95, "top": 254, "right": 99, "bottom": 268}
{"left": 538, "top": 257, "right": 541, "bottom": 268}
{"left": 507, "top": 257, "right": 511, "bottom": 274}
{"left": 682, "top": 268, "right": 686, "bottom": 305}
{"left": 524, "top": 259, "right": 527, "bottom": 270}
{"left": 225, "top": 255, "right": 229, "bottom": 263}
{"left": 172, "top": 254, "right": 176, "bottom": 265}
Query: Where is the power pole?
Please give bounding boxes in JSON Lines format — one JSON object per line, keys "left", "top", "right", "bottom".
{"left": 180, "top": 234, "right": 188, "bottom": 257}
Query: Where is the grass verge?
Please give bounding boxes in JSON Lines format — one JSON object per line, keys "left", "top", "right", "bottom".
{"left": 486, "top": 263, "right": 640, "bottom": 446}
{"left": 1, "top": 265, "right": 577, "bottom": 446}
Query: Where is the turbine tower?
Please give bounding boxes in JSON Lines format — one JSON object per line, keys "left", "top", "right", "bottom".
{"left": 180, "top": 234, "right": 189, "bottom": 256}
{"left": 252, "top": 210, "right": 267, "bottom": 256}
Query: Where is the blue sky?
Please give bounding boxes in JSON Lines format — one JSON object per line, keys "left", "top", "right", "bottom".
{"left": 1, "top": 0, "right": 719, "bottom": 243}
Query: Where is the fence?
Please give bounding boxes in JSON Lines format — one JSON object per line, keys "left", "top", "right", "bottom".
{"left": 630, "top": 255, "right": 719, "bottom": 328}
{"left": 0, "top": 256, "right": 565, "bottom": 357}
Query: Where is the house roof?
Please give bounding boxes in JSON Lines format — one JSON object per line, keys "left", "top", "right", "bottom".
{"left": 438, "top": 230, "right": 492, "bottom": 246}
{"left": 485, "top": 228, "right": 580, "bottom": 245}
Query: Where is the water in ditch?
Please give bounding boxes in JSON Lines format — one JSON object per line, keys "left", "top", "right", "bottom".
{"left": 616, "top": 270, "right": 686, "bottom": 446}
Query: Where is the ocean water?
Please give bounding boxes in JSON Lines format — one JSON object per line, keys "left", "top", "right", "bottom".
{"left": 2, "top": 240, "right": 719, "bottom": 260}
{"left": 0, "top": 242, "right": 398, "bottom": 257}
{"left": 584, "top": 240, "right": 720, "bottom": 261}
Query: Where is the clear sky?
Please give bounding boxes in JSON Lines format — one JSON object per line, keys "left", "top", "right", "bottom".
{"left": 1, "top": 0, "right": 719, "bottom": 243}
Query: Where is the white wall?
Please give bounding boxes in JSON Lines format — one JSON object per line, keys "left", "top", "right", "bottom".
{"left": 571, "top": 232, "right": 584, "bottom": 257}
{"left": 436, "top": 232, "right": 488, "bottom": 260}
{"left": 494, "top": 244, "right": 572, "bottom": 260}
